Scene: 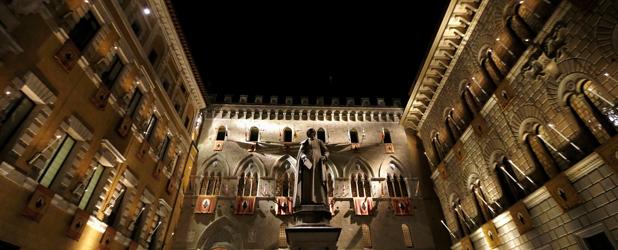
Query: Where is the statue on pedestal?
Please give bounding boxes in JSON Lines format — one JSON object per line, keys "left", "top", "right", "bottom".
{"left": 293, "top": 128, "right": 330, "bottom": 210}
{"left": 287, "top": 128, "right": 341, "bottom": 249}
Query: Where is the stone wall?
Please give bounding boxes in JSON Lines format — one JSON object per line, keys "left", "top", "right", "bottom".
{"left": 406, "top": 0, "right": 618, "bottom": 249}
{"left": 172, "top": 104, "right": 449, "bottom": 249}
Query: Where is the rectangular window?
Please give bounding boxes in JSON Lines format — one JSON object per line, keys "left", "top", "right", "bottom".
{"left": 69, "top": 12, "right": 101, "bottom": 51}
{"left": 144, "top": 115, "right": 158, "bottom": 141}
{"left": 158, "top": 136, "right": 170, "bottom": 160}
{"left": 101, "top": 56, "right": 124, "bottom": 87}
{"left": 126, "top": 90, "right": 143, "bottom": 118}
{"left": 78, "top": 165, "right": 104, "bottom": 209}
{"left": 584, "top": 232, "right": 614, "bottom": 249}
{"left": 38, "top": 135, "right": 76, "bottom": 187}
{"left": 0, "top": 93, "right": 35, "bottom": 149}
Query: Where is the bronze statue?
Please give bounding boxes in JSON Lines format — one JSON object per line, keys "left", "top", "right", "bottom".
{"left": 293, "top": 128, "right": 330, "bottom": 209}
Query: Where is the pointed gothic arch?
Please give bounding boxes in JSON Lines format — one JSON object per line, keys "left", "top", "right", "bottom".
{"left": 343, "top": 156, "right": 374, "bottom": 178}
{"left": 200, "top": 154, "right": 231, "bottom": 177}
{"left": 197, "top": 216, "right": 241, "bottom": 250}
{"left": 234, "top": 155, "right": 267, "bottom": 177}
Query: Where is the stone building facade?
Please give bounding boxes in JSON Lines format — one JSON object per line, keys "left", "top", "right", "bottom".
{"left": 172, "top": 95, "right": 450, "bottom": 250}
{"left": 403, "top": 0, "right": 618, "bottom": 249}
{"left": 0, "top": 0, "right": 204, "bottom": 249}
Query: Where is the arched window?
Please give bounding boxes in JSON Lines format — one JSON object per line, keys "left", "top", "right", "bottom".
{"left": 431, "top": 133, "right": 444, "bottom": 162}
{"left": 216, "top": 126, "right": 226, "bottom": 141}
{"left": 385, "top": 162, "right": 408, "bottom": 198}
{"left": 283, "top": 127, "right": 293, "bottom": 143}
{"left": 481, "top": 50, "right": 503, "bottom": 85}
{"left": 237, "top": 164, "right": 259, "bottom": 197}
{"left": 452, "top": 199, "right": 473, "bottom": 236}
{"left": 494, "top": 157, "right": 527, "bottom": 206}
{"left": 578, "top": 80, "right": 616, "bottom": 139}
{"left": 470, "top": 181, "right": 490, "bottom": 223}
{"left": 200, "top": 172, "right": 222, "bottom": 196}
{"left": 200, "top": 161, "right": 223, "bottom": 196}
{"left": 275, "top": 161, "right": 295, "bottom": 197}
{"left": 583, "top": 80, "right": 618, "bottom": 130}
{"left": 523, "top": 125, "right": 560, "bottom": 180}
{"left": 317, "top": 128, "right": 327, "bottom": 142}
{"left": 351, "top": 172, "right": 371, "bottom": 198}
{"left": 349, "top": 128, "right": 359, "bottom": 143}
{"left": 248, "top": 126, "right": 259, "bottom": 142}
{"left": 237, "top": 172, "right": 259, "bottom": 196}
{"left": 463, "top": 85, "right": 481, "bottom": 115}
{"left": 383, "top": 128, "right": 392, "bottom": 143}
{"left": 446, "top": 110, "right": 461, "bottom": 140}
{"left": 448, "top": 199, "right": 464, "bottom": 239}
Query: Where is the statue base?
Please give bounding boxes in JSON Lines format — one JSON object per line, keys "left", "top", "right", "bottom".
{"left": 286, "top": 204, "right": 341, "bottom": 250}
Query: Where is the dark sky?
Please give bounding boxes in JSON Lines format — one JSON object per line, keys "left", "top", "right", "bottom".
{"left": 171, "top": 2, "right": 449, "bottom": 102}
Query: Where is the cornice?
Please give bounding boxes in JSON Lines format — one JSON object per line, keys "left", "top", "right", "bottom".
{"left": 151, "top": 0, "right": 206, "bottom": 109}
{"left": 401, "top": 0, "right": 485, "bottom": 130}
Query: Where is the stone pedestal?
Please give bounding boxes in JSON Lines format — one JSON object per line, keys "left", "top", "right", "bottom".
{"left": 286, "top": 204, "right": 341, "bottom": 250}
{"left": 286, "top": 226, "right": 341, "bottom": 250}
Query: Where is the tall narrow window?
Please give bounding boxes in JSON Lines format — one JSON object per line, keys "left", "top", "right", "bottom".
{"left": 317, "top": 128, "right": 326, "bottom": 142}
{"left": 251, "top": 173, "right": 259, "bottom": 196}
{"left": 495, "top": 158, "right": 526, "bottom": 206}
{"left": 249, "top": 126, "right": 259, "bottom": 142}
{"left": 470, "top": 183, "right": 489, "bottom": 223}
{"left": 383, "top": 129, "right": 392, "bottom": 143}
{"left": 158, "top": 136, "right": 170, "bottom": 160}
{"left": 349, "top": 129, "right": 359, "bottom": 143}
{"left": 68, "top": 12, "right": 101, "bottom": 51}
{"left": 201, "top": 173, "right": 212, "bottom": 195}
{"left": 351, "top": 173, "right": 370, "bottom": 197}
{"left": 238, "top": 171, "right": 259, "bottom": 196}
{"left": 237, "top": 174, "right": 245, "bottom": 196}
{"left": 147, "top": 216, "right": 163, "bottom": 250}
{"left": 452, "top": 202, "right": 470, "bottom": 237}
{"left": 351, "top": 174, "right": 358, "bottom": 197}
{"left": 582, "top": 80, "right": 617, "bottom": 132}
{"left": 524, "top": 128, "right": 558, "bottom": 180}
{"left": 216, "top": 126, "right": 226, "bottom": 141}
{"left": 327, "top": 173, "right": 334, "bottom": 197}
{"left": 386, "top": 175, "right": 395, "bottom": 197}
{"left": 432, "top": 134, "right": 443, "bottom": 161}
{"left": 283, "top": 127, "right": 293, "bottom": 142}
{"left": 78, "top": 164, "right": 105, "bottom": 209}
{"left": 130, "top": 203, "right": 149, "bottom": 241}
{"left": 276, "top": 173, "right": 293, "bottom": 197}
{"left": 393, "top": 175, "right": 402, "bottom": 197}
{"left": 126, "top": 90, "right": 143, "bottom": 118}
{"left": 38, "top": 135, "right": 76, "bottom": 187}
{"left": 0, "top": 92, "right": 35, "bottom": 149}
{"left": 104, "top": 187, "right": 125, "bottom": 225}
{"left": 101, "top": 56, "right": 124, "bottom": 87}
{"left": 363, "top": 174, "right": 371, "bottom": 197}
{"left": 144, "top": 115, "right": 158, "bottom": 141}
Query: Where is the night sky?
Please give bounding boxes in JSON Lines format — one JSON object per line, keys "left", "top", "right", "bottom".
{"left": 171, "top": 2, "right": 449, "bottom": 103}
